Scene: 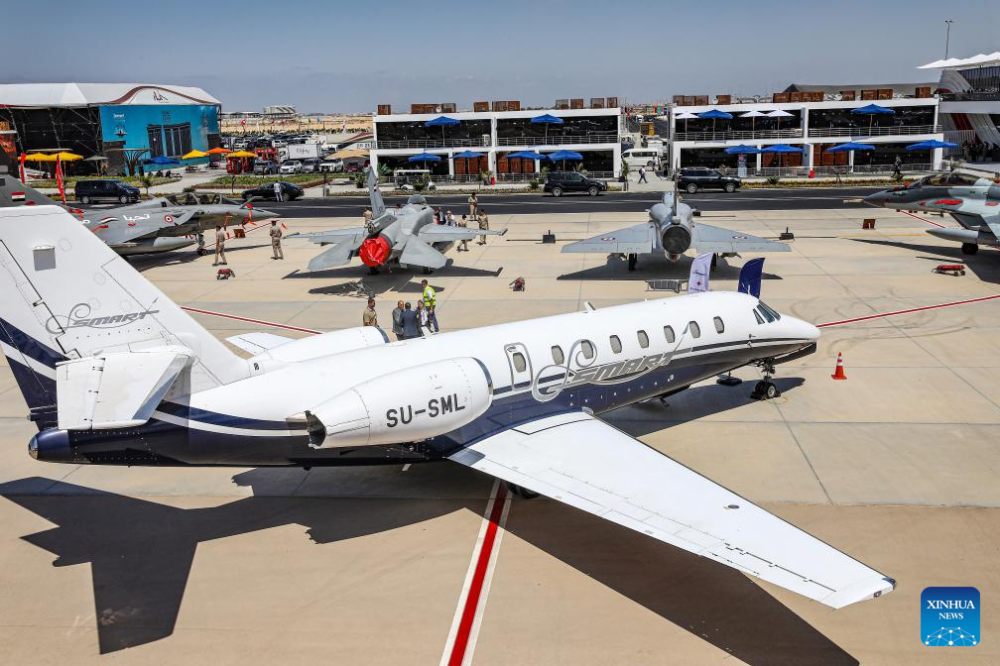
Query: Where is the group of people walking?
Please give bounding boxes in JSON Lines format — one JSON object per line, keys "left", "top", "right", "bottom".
{"left": 363, "top": 279, "right": 441, "bottom": 340}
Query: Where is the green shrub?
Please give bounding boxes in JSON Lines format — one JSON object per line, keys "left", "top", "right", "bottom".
{"left": 766, "top": 175, "right": 781, "bottom": 185}
{"left": 529, "top": 180, "right": 540, "bottom": 190}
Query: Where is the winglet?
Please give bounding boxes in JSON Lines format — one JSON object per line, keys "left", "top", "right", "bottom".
{"left": 366, "top": 166, "right": 386, "bottom": 218}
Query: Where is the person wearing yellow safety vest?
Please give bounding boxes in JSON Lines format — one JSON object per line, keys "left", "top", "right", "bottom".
{"left": 420, "top": 279, "right": 439, "bottom": 333}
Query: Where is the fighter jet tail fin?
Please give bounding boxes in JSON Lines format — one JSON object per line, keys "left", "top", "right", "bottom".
{"left": 0, "top": 172, "right": 60, "bottom": 208}
{"left": 366, "top": 166, "right": 386, "bottom": 218}
{"left": 0, "top": 205, "right": 249, "bottom": 428}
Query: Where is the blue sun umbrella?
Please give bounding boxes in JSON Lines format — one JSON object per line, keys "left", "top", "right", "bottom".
{"left": 148, "top": 156, "right": 180, "bottom": 165}
{"left": 762, "top": 144, "right": 804, "bottom": 171}
{"left": 453, "top": 150, "right": 485, "bottom": 159}
{"left": 424, "top": 115, "right": 460, "bottom": 146}
{"left": 408, "top": 152, "right": 442, "bottom": 162}
{"left": 851, "top": 103, "right": 896, "bottom": 132}
{"left": 827, "top": 142, "right": 875, "bottom": 152}
{"left": 507, "top": 151, "right": 547, "bottom": 160}
{"left": 698, "top": 108, "right": 733, "bottom": 134}
{"left": 906, "top": 140, "right": 958, "bottom": 150}
{"left": 531, "top": 114, "right": 564, "bottom": 143}
{"left": 724, "top": 144, "right": 761, "bottom": 154}
{"left": 548, "top": 149, "right": 583, "bottom": 170}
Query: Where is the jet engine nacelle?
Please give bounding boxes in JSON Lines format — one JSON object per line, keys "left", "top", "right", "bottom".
{"left": 304, "top": 357, "right": 493, "bottom": 449}
{"left": 650, "top": 200, "right": 693, "bottom": 257}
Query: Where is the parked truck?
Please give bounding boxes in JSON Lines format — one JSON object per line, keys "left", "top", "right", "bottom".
{"left": 286, "top": 143, "right": 325, "bottom": 160}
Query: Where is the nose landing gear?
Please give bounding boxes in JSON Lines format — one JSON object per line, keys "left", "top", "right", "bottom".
{"left": 751, "top": 359, "right": 781, "bottom": 400}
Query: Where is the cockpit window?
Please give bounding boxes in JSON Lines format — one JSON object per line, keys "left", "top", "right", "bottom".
{"left": 757, "top": 302, "right": 781, "bottom": 322}
{"left": 924, "top": 174, "right": 949, "bottom": 186}
{"left": 948, "top": 173, "right": 981, "bottom": 187}
{"left": 753, "top": 309, "right": 765, "bottom": 325}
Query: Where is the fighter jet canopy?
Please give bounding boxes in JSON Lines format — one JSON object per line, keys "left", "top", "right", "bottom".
{"left": 406, "top": 194, "right": 428, "bottom": 206}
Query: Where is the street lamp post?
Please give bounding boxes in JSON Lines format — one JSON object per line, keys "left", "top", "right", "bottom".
{"left": 944, "top": 20, "right": 954, "bottom": 59}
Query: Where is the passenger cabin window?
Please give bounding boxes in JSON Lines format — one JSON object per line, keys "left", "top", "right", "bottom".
{"left": 610, "top": 335, "right": 622, "bottom": 354}
{"left": 512, "top": 352, "right": 527, "bottom": 373}
{"left": 663, "top": 326, "right": 675, "bottom": 343}
{"left": 580, "top": 340, "right": 595, "bottom": 360}
{"left": 688, "top": 321, "right": 701, "bottom": 338}
{"left": 637, "top": 330, "right": 649, "bottom": 348}
{"left": 551, "top": 345, "right": 565, "bottom": 365}
{"left": 713, "top": 317, "right": 725, "bottom": 334}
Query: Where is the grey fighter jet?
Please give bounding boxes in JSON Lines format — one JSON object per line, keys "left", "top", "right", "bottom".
{"left": 863, "top": 171, "right": 1000, "bottom": 255}
{"left": 295, "top": 166, "right": 503, "bottom": 273}
{"left": 563, "top": 189, "right": 790, "bottom": 270}
{"left": 0, "top": 173, "right": 276, "bottom": 256}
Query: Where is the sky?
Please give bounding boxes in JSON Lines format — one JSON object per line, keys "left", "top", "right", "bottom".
{"left": 5, "top": 1, "right": 999, "bottom": 113}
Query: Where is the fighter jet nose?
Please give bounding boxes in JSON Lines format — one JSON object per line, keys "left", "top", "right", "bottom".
{"left": 862, "top": 190, "right": 888, "bottom": 207}
{"left": 252, "top": 208, "right": 278, "bottom": 220}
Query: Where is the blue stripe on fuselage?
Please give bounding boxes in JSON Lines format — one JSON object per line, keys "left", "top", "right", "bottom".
{"left": 0, "top": 317, "right": 66, "bottom": 369}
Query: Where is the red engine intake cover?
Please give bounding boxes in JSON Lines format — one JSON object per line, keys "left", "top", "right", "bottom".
{"left": 358, "top": 236, "right": 392, "bottom": 267}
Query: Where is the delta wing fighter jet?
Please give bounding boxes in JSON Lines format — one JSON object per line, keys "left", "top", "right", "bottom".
{"left": 864, "top": 171, "right": 1000, "bottom": 255}
{"left": 0, "top": 202, "right": 895, "bottom": 615}
{"left": 564, "top": 190, "right": 790, "bottom": 270}
{"left": 296, "top": 167, "right": 503, "bottom": 273}
{"left": 0, "top": 173, "right": 276, "bottom": 256}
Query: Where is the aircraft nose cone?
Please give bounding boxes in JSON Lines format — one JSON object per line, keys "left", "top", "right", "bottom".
{"left": 862, "top": 190, "right": 889, "bottom": 208}
{"left": 249, "top": 207, "right": 278, "bottom": 221}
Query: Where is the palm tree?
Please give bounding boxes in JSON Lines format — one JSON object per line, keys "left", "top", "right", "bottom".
{"left": 139, "top": 174, "right": 155, "bottom": 197}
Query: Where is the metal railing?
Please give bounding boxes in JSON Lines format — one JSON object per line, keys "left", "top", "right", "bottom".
{"left": 673, "top": 128, "right": 803, "bottom": 142}
{"left": 497, "top": 171, "right": 614, "bottom": 182}
{"left": 807, "top": 124, "right": 942, "bottom": 138}
{"left": 374, "top": 137, "right": 490, "bottom": 150}
{"left": 495, "top": 134, "right": 618, "bottom": 146}
{"left": 939, "top": 92, "right": 1000, "bottom": 102}
{"left": 693, "top": 163, "right": 934, "bottom": 179}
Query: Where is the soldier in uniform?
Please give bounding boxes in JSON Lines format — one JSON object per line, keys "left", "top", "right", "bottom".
{"left": 457, "top": 214, "right": 469, "bottom": 252}
{"left": 213, "top": 224, "right": 227, "bottom": 266}
{"left": 476, "top": 208, "right": 489, "bottom": 245}
{"left": 363, "top": 298, "right": 378, "bottom": 327}
{"left": 269, "top": 221, "right": 284, "bottom": 260}
{"left": 468, "top": 192, "right": 478, "bottom": 218}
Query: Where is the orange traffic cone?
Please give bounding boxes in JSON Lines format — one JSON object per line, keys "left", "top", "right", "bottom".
{"left": 831, "top": 352, "right": 847, "bottom": 380}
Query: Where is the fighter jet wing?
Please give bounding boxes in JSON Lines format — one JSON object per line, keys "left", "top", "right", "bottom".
{"left": 293, "top": 226, "right": 371, "bottom": 244}
{"left": 399, "top": 235, "right": 447, "bottom": 269}
{"left": 418, "top": 225, "right": 506, "bottom": 242}
{"left": 449, "top": 412, "right": 895, "bottom": 609}
{"left": 561, "top": 223, "right": 656, "bottom": 254}
{"left": 691, "top": 223, "right": 791, "bottom": 254}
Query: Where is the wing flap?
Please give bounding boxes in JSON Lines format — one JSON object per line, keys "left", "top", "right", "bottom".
{"left": 692, "top": 223, "right": 791, "bottom": 254}
{"left": 450, "top": 414, "right": 894, "bottom": 609}
{"left": 561, "top": 223, "right": 656, "bottom": 254}
{"left": 225, "top": 332, "right": 293, "bottom": 354}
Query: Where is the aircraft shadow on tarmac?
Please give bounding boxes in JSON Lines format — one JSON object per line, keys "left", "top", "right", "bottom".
{"left": 130, "top": 243, "right": 272, "bottom": 271}
{"left": 558, "top": 254, "right": 784, "bottom": 283}
{"left": 850, "top": 238, "right": 1000, "bottom": 285}
{"left": 280, "top": 263, "right": 502, "bottom": 297}
{"left": 0, "top": 381, "right": 856, "bottom": 664}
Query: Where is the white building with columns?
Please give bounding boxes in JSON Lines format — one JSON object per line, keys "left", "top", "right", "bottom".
{"left": 371, "top": 107, "right": 621, "bottom": 181}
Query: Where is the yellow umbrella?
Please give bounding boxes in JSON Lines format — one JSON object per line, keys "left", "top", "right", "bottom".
{"left": 23, "top": 153, "right": 57, "bottom": 162}
{"left": 54, "top": 152, "right": 84, "bottom": 161}
{"left": 226, "top": 150, "right": 257, "bottom": 158}
{"left": 182, "top": 149, "right": 208, "bottom": 159}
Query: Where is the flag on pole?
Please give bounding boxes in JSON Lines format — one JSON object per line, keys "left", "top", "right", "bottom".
{"left": 688, "top": 253, "right": 712, "bottom": 293}
{"left": 738, "top": 258, "right": 765, "bottom": 298}
{"left": 18, "top": 153, "right": 26, "bottom": 184}
{"left": 55, "top": 155, "right": 66, "bottom": 205}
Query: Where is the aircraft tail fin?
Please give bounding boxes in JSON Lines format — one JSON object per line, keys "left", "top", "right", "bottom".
{"left": 0, "top": 205, "right": 249, "bottom": 428}
{"left": 0, "top": 172, "right": 60, "bottom": 208}
{"left": 366, "top": 166, "right": 386, "bottom": 218}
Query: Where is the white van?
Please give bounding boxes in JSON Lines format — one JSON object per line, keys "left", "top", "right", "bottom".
{"left": 623, "top": 148, "right": 661, "bottom": 169}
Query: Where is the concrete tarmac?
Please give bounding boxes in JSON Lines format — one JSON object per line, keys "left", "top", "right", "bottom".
{"left": 1, "top": 207, "right": 998, "bottom": 664}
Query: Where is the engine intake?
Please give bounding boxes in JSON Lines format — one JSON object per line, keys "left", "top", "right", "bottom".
{"left": 304, "top": 357, "right": 493, "bottom": 449}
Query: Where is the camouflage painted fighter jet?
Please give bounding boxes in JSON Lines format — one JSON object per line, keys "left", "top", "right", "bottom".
{"left": 0, "top": 173, "right": 276, "bottom": 256}
{"left": 863, "top": 171, "right": 1000, "bottom": 255}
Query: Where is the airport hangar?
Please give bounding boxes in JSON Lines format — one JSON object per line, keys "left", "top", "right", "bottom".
{"left": 0, "top": 82, "right": 222, "bottom": 176}
{"left": 369, "top": 97, "right": 623, "bottom": 181}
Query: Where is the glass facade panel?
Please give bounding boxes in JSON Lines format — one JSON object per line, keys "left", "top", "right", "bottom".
{"left": 809, "top": 105, "right": 935, "bottom": 131}
{"left": 495, "top": 115, "right": 616, "bottom": 141}
{"left": 376, "top": 119, "right": 491, "bottom": 145}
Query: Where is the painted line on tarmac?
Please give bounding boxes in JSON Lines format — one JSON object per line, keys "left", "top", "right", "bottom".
{"left": 440, "top": 479, "right": 511, "bottom": 666}
{"left": 180, "top": 306, "right": 321, "bottom": 334}
{"left": 817, "top": 294, "right": 1000, "bottom": 328}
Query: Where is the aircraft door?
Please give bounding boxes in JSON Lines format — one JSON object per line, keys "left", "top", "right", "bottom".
{"left": 504, "top": 343, "right": 534, "bottom": 394}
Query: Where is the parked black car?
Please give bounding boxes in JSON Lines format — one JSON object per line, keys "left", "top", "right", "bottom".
{"left": 543, "top": 171, "right": 608, "bottom": 197}
{"left": 74, "top": 179, "right": 141, "bottom": 204}
{"left": 676, "top": 167, "right": 740, "bottom": 194}
{"left": 241, "top": 181, "right": 304, "bottom": 202}
{"left": 253, "top": 160, "right": 279, "bottom": 175}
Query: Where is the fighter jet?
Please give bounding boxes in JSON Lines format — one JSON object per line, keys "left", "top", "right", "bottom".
{"left": 0, "top": 173, "right": 276, "bottom": 256}
{"left": 863, "top": 170, "right": 1000, "bottom": 255}
{"left": 295, "top": 166, "right": 503, "bottom": 273}
{"left": 0, "top": 203, "right": 895, "bottom": 617}
{"left": 563, "top": 189, "right": 790, "bottom": 270}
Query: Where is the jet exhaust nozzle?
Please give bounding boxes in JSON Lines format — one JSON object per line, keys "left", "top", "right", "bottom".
{"left": 662, "top": 225, "right": 691, "bottom": 256}
{"left": 358, "top": 236, "right": 392, "bottom": 267}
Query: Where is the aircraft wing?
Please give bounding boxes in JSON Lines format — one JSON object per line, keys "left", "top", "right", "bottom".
{"left": 225, "top": 332, "right": 294, "bottom": 354}
{"left": 399, "top": 235, "right": 447, "bottom": 269}
{"left": 449, "top": 412, "right": 895, "bottom": 609}
{"left": 692, "top": 223, "right": 791, "bottom": 254}
{"left": 418, "top": 225, "right": 506, "bottom": 242}
{"left": 561, "top": 223, "right": 656, "bottom": 254}
{"left": 293, "top": 227, "right": 369, "bottom": 244}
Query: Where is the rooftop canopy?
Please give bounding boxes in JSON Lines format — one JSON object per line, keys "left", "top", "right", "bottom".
{"left": 919, "top": 51, "right": 1000, "bottom": 70}
{"left": 0, "top": 83, "right": 220, "bottom": 108}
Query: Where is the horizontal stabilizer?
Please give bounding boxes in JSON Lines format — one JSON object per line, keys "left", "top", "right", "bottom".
{"left": 308, "top": 242, "right": 360, "bottom": 271}
{"left": 57, "top": 347, "right": 192, "bottom": 430}
{"left": 400, "top": 235, "right": 447, "bottom": 269}
{"left": 418, "top": 226, "right": 506, "bottom": 242}
{"left": 225, "top": 332, "right": 294, "bottom": 354}
{"left": 692, "top": 223, "right": 791, "bottom": 254}
{"left": 562, "top": 223, "right": 656, "bottom": 255}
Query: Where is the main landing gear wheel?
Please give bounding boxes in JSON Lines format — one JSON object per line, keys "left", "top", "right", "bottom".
{"left": 196, "top": 248, "right": 208, "bottom": 257}
{"left": 962, "top": 243, "right": 979, "bottom": 256}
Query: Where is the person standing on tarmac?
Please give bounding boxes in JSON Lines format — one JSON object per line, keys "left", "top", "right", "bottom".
{"left": 391, "top": 300, "right": 404, "bottom": 340}
{"left": 269, "top": 220, "right": 284, "bottom": 260}
{"left": 213, "top": 224, "right": 227, "bottom": 266}
{"left": 468, "top": 192, "right": 478, "bottom": 218}
{"left": 400, "top": 302, "right": 419, "bottom": 339}
{"left": 457, "top": 215, "right": 469, "bottom": 251}
{"left": 446, "top": 210, "right": 456, "bottom": 226}
{"left": 273, "top": 181, "right": 283, "bottom": 202}
{"left": 415, "top": 300, "right": 429, "bottom": 336}
{"left": 476, "top": 208, "right": 489, "bottom": 245}
{"left": 363, "top": 298, "right": 378, "bottom": 327}
{"left": 638, "top": 166, "right": 648, "bottom": 184}
{"left": 420, "top": 279, "right": 439, "bottom": 333}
